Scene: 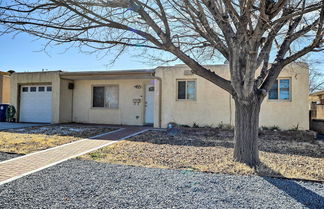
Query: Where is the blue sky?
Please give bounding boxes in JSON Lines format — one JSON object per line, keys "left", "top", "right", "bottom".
{"left": 0, "top": 32, "right": 323, "bottom": 73}
{"left": 0, "top": 33, "right": 159, "bottom": 72}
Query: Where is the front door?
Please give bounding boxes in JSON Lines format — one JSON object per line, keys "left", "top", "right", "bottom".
{"left": 145, "top": 84, "right": 154, "bottom": 124}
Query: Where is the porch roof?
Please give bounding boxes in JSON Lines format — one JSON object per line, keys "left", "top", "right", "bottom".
{"left": 60, "top": 69, "right": 155, "bottom": 80}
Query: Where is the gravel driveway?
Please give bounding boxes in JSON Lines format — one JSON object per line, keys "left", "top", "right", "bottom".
{"left": 0, "top": 159, "right": 323, "bottom": 209}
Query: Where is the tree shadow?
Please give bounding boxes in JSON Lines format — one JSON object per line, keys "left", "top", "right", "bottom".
{"left": 257, "top": 163, "right": 324, "bottom": 209}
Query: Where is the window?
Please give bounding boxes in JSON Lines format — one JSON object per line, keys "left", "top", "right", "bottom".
{"left": 22, "top": 87, "right": 28, "bottom": 92}
{"left": 93, "top": 87, "right": 105, "bottom": 107}
{"left": 47, "top": 86, "right": 52, "bottom": 92}
{"left": 177, "top": 80, "right": 196, "bottom": 100}
{"left": 268, "top": 79, "right": 290, "bottom": 100}
{"left": 30, "top": 87, "right": 37, "bottom": 92}
{"left": 92, "top": 85, "right": 119, "bottom": 108}
{"left": 38, "top": 87, "right": 45, "bottom": 92}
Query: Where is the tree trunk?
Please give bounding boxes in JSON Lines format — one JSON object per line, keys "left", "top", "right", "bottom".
{"left": 233, "top": 98, "right": 262, "bottom": 167}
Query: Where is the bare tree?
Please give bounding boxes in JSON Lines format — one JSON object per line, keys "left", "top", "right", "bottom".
{"left": 0, "top": 0, "right": 323, "bottom": 167}
{"left": 309, "top": 63, "right": 324, "bottom": 93}
{"left": 298, "top": 57, "right": 324, "bottom": 93}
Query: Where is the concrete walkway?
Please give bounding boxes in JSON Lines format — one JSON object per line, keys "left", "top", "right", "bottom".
{"left": 0, "top": 126, "right": 149, "bottom": 185}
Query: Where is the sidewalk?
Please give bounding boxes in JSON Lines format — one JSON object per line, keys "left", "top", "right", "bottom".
{"left": 0, "top": 126, "right": 149, "bottom": 185}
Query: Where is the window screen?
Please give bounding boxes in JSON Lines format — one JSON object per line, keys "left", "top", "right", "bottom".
{"left": 268, "top": 80, "right": 278, "bottom": 100}
{"left": 279, "top": 79, "right": 290, "bottom": 100}
{"left": 187, "top": 81, "right": 196, "bottom": 100}
{"left": 93, "top": 87, "right": 105, "bottom": 107}
{"left": 177, "top": 81, "right": 186, "bottom": 99}
{"left": 105, "top": 85, "right": 119, "bottom": 109}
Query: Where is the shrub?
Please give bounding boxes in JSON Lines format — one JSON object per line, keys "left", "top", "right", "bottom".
{"left": 193, "top": 122, "right": 200, "bottom": 128}
{"left": 270, "top": 125, "right": 281, "bottom": 131}
{"left": 288, "top": 124, "right": 299, "bottom": 131}
{"left": 218, "top": 122, "right": 233, "bottom": 130}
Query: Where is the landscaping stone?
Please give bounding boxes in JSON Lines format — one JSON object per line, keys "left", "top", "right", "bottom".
{"left": 166, "top": 122, "right": 182, "bottom": 136}
{"left": 81, "top": 129, "right": 324, "bottom": 181}
{"left": 0, "top": 159, "right": 323, "bottom": 209}
{"left": 0, "top": 152, "right": 23, "bottom": 162}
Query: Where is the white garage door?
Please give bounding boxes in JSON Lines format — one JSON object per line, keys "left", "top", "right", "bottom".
{"left": 20, "top": 85, "right": 52, "bottom": 123}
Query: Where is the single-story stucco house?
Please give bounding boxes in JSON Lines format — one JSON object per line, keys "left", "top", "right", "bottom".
{"left": 0, "top": 71, "right": 10, "bottom": 104}
{"left": 9, "top": 62, "right": 309, "bottom": 129}
{"left": 309, "top": 90, "right": 324, "bottom": 120}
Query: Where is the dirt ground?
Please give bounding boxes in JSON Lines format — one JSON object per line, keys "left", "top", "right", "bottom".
{"left": 0, "top": 124, "right": 116, "bottom": 154}
{"left": 82, "top": 128, "right": 324, "bottom": 182}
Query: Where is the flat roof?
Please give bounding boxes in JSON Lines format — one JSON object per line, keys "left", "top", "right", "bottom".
{"left": 310, "top": 90, "right": 324, "bottom": 96}
{"left": 0, "top": 71, "right": 10, "bottom": 76}
{"left": 60, "top": 69, "right": 155, "bottom": 80}
{"left": 60, "top": 69, "right": 154, "bottom": 76}
{"left": 12, "top": 70, "right": 62, "bottom": 74}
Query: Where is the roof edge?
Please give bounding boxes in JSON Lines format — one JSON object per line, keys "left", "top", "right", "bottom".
{"left": 60, "top": 69, "right": 155, "bottom": 77}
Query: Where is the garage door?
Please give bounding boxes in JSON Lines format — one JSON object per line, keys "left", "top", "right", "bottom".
{"left": 20, "top": 85, "right": 52, "bottom": 123}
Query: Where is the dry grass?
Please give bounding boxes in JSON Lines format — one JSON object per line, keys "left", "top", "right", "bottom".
{"left": 81, "top": 129, "right": 324, "bottom": 182}
{"left": 0, "top": 124, "right": 116, "bottom": 154}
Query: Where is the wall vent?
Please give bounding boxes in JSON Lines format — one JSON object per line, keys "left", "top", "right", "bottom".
{"left": 184, "top": 70, "right": 193, "bottom": 75}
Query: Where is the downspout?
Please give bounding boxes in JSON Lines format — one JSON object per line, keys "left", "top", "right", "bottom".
{"left": 150, "top": 73, "right": 162, "bottom": 128}
{"left": 71, "top": 86, "right": 74, "bottom": 123}
{"left": 229, "top": 94, "right": 232, "bottom": 126}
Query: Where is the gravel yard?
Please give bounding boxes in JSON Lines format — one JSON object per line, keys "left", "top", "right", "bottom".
{"left": 81, "top": 128, "right": 324, "bottom": 181}
{"left": 0, "top": 159, "right": 323, "bottom": 209}
{"left": 0, "top": 152, "right": 22, "bottom": 162}
{"left": 0, "top": 124, "right": 116, "bottom": 155}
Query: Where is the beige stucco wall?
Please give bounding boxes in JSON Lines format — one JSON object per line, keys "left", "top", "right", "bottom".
{"left": 2, "top": 75, "right": 11, "bottom": 104}
{"left": 155, "top": 63, "right": 309, "bottom": 130}
{"left": 154, "top": 65, "right": 234, "bottom": 128}
{"left": 315, "top": 105, "right": 324, "bottom": 119}
{"left": 309, "top": 92, "right": 324, "bottom": 104}
{"left": 0, "top": 75, "right": 3, "bottom": 104}
{"left": 72, "top": 79, "right": 152, "bottom": 125}
{"left": 309, "top": 91, "right": 324, "bottom": 119}
{"left": 0, "top": 73, "right": 10, "bottom": 104}
{"left": 59, "top": 79, "right": 74, "bottom": 123}
{"left": 10, "top": 71, "right": 61, "bottom": 123}
{"left": 259, "top": 64, "right": 309, "bottom": 129}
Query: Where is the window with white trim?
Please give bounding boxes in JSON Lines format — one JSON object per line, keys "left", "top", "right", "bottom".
{"left": 92, "top": 85, "right": 119, "bottom": 108}
{"left": 268, "top": 79, "right": 291, "bottom": 100}
{"left": 177, "top": 80, "right": 196, "bottom": 100}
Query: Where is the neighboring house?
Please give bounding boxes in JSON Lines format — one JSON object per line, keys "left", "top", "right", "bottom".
{"left": 10, "top": 62, "right": 309, "bottom": 130}
{"left": 0, "top": 71, "right": 10, "bottom": 104}
{"left": 309, "top": 90, "right": 324, "bottom": 119}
